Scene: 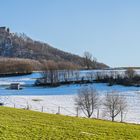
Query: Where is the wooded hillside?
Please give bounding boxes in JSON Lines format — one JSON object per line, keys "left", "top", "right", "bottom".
{"left": 0, "top": 27, "right": 109, "bottom": 69}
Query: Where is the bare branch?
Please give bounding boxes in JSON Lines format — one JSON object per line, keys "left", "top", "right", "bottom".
{"left": 75, "top": 86, "right": 98, "bottom": 118}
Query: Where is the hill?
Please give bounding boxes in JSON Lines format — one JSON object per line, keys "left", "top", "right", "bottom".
{"left": 0, "top": 107, "right": 139, "bottom": 140}
{"left": 0, "top": 27, "right": 108, "bottom": 69}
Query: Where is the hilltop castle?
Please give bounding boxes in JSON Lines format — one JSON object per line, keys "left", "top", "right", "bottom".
{"left": 0, "top": 26, "right": 10, "bottom": 33}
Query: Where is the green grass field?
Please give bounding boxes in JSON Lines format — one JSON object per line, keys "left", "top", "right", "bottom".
{"left": 0, "top": 107, "right": 140, "bottom": 140}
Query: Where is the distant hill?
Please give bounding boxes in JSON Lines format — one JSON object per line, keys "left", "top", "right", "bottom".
{"left": 0, "top": 27, "right": 109, "bottom": 69}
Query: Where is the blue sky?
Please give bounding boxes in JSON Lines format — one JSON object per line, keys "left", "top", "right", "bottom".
{"left": 0, "top": 0, "right": 140, "bottom": 67}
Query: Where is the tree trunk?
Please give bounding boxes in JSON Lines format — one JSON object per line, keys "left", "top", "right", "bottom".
{"left": 112, "top": 116, "right": 114, "bottom": 122}
{"left": 121, "top": 111, "right": 123, "bottom": 122}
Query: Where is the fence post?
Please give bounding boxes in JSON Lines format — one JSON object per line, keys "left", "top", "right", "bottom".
{"left": 14, "top": 104, "right": 15, "bottom": 108}
{"left": 57, "top": 106, "right": 61, "bottom": 114}
{"left": 97, "top": 108, "right": 99, "bottom": 119}
{"left": 76, "top": 107, "right": 79, "bottom": 117}
{"left": 27, "top": 104, "right": 29, "bottom": 110}
{"left": 26, "top": 101, "right": 30, "bottom": 110}
{"left": 41, "top": 106, "right": 44, "bottom": 112}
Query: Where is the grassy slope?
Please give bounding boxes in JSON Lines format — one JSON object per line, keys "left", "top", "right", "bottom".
{"left": 0, "top": 107, "right": 140, "bottom": 140}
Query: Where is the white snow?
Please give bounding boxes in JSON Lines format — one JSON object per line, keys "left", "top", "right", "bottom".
{"left": 0, "top": 71, "right": 140, "bottom": 124}
{"left": 3, "top": 91, "right": 140, "bottom": 124}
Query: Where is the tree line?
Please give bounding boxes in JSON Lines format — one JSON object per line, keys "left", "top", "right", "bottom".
{"left": 35, "top": 60, "right": 80, "bottom": 86}
{"left": 95, "top": 68, "right": 140, "bottom": 86}
{"left": 0, "top": 58, "right": 42, "bottom": 75}
{"left": 36, "top": 62, "right": 140, "bottom": 87}
{"left": 35, "top": 51, "right": 106, "bottom": 86}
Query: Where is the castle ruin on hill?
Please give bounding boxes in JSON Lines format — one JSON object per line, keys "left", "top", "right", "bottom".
{"left": 0, "top": 26, "right": 10, "bottom": 33}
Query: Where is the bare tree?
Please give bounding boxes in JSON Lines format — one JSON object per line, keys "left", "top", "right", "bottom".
{"left": 83, "top": 51, "right": 93, "bottom": 70}
{"left": 74, "top": 71, "right": 80, "bottom": 81}
{"left": 95, "top": 72, "right": 102, "bottom": 81}
{"left": 41, "top": 60, "right": 59, "bottom": 86}
{"left": 103, "top": 91, "right": 127, "bottom": 122}
{"left": 75, "top": 87, "right": 98, "bottom": 118}
{"left": 125, "top": 68, "right": 136, "bottom": 79}
{"left": 92, "top": 57, "right": 97, "bottom": 69}
{"left": 86, "top": 71, "right": 95, "bottom": 81}
{"left": 119, "top": 96, "right": 127, "bottom": 122}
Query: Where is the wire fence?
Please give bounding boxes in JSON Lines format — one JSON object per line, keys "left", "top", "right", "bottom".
{"left": 8, "top": 101, "right": 104, "bottom": 118}
{"left": 2, "top": 96, "right": 140, "bottom": 124}
{"left": 7, "top": 101, "right": 123, "bottom": 122}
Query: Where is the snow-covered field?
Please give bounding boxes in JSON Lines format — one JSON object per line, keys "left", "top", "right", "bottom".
{"left": 0, "top": 71, "right": 140, "bottom": 124}
{"left": 3, "top": 92, "right": 140, "bottom": 124}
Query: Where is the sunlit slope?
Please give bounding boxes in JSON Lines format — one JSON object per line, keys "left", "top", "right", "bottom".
{"left": 0, "top": 107, "right": 139, "bottom": 140}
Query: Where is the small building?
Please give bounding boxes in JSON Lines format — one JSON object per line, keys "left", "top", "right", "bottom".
{"left": 10, "top": 83, "right": 20, "bottom": 90}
